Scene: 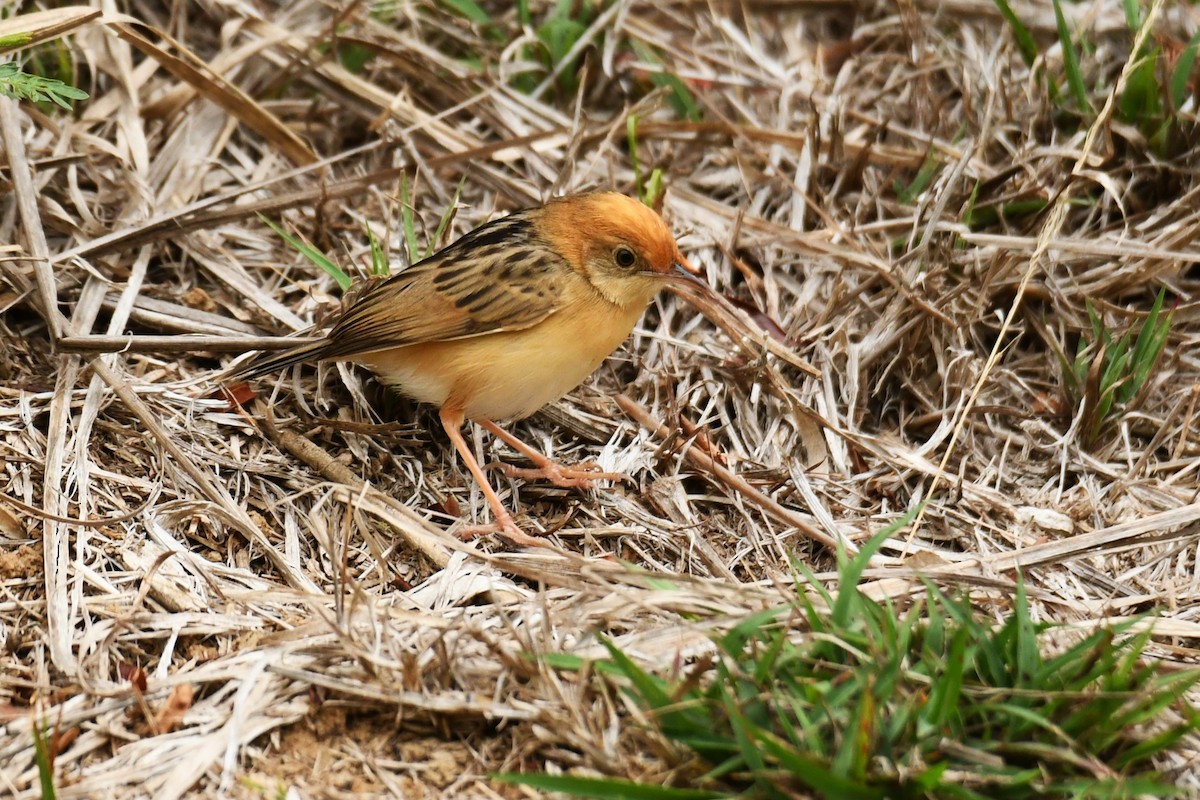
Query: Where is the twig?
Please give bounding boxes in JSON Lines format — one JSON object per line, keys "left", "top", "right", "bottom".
{"left": 615, "top": 393, "right": 844, "bottom": 551}
{"left": 256, "top": 406, "right": 454, "bottom": 569}
{"left": 0, "top": 98, "right": 60, "bottom": 343}
{"left": 58, "top": 334, "right": 324, "bottom": 354}
{"left": 89, "top": 358, "right": 320, "bottom": 594}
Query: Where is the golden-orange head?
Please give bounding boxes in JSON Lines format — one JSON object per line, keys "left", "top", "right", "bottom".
{"left": 538, "top": 192, "right": 690, "bottom": 307}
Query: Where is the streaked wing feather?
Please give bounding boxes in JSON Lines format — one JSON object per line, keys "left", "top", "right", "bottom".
{"left": 314, "top": 211, "right": 566, "bottom": 361}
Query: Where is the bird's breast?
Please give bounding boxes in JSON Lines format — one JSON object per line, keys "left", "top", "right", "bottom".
{"left": 358, "top": 294, "right": 650, "bottom": 421}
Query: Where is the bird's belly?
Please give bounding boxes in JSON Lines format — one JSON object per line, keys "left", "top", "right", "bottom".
{"left": 357, "top": 302, "right": 646, "bottom": 421}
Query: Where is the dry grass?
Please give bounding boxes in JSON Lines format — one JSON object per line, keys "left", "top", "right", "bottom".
{"left": 2, "top": 0, "right": 1200, "bottom": 797}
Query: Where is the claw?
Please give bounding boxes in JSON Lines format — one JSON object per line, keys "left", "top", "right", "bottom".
{"left": 493, "top": 459, "right": 629, "bottom": 488}
{"left": 453, "top": 513, "right": 550, "bottom": 548}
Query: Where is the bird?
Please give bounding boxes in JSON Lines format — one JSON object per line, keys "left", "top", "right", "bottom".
{"left": 236, "top": 191, "right": 699, "bottom": 545}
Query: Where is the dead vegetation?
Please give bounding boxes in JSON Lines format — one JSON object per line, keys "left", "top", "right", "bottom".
{"left": 2, "top": 0, "right": 1200, "bottom": 796}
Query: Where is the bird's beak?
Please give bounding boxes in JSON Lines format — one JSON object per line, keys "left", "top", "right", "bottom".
{"left": 669, "top": 262, "right": 708, "bottom": 288}
{"left": 675, "top": 253, "right": 702, "bottom": 276}
{"left": 647, "top": 253, "right": 709, "bottom": 288}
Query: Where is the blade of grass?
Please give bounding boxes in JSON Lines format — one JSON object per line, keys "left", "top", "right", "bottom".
{"left": 440, "top": 0, "right": 489, "bottom": 26}
{"left": 258, "top": 214, "right": 351, "bottom": 291}
{"left": 831, "top": 505, "right": 918, "bottom": 628}
{"left": 599, "top": 636, "right": 674, "bottom": 709}
{"left": 426, "top": 177, "right": 465, "bottom": 259}
{"left": 1119, "top": 287, "right": 1170, "bottom": 404}
{"left": 32, "top": 719, "right": 56, "bottom": 800}
{"left": 1052, "top": 0, "right": 1092, "bottom": 112}
{"left": 399, "top": 173, "right": 420, "bottom": 265}
{"left": 991, "top": 0, "right": 1038, "bottom": 67}
{"left": 491, "top": 773, "right": 723, "bottom": 799}
{"left": 629, "top": 40, "right": 700, "bottom": 121}
{"left": 755, "top": 731, "right": 885, "bottom": 800}
{"left": 1171, "top": 29, "right": 1200, "bottom": 109}
{"left": 364, "top": 223, "right": 388, "bottom": 277}
{"left": 1122, "top": 0, "right": 1141, "bottom": 31}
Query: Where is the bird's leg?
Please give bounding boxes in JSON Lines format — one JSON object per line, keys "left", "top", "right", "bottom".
{"left": 439, "top": 407, "right": 546, "bottom": 547}
{"left": 478, "top": 419, "right": 629, "bottom": 488}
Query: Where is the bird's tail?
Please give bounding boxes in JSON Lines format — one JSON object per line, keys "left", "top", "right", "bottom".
{"left": 229, "top": 338, "right": 330, "bottom": 381}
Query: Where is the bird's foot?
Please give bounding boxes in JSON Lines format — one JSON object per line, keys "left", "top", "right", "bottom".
{"left": 453, "top": 512, "right": 550, "bottom": 548}
{"left": 491, "top": 458, "right": 629, "bottom": 489}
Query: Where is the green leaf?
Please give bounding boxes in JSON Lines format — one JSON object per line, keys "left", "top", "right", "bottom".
{"left": 427, "top": 178, "right": 465, "bottom": 259}
{"left": 990, "top": 0, "right": 1039, "bottom": 67}
{"left": 32, "top": 720, "right": 57, "bottom": 800}
{"left": 1119, "top": 287, "right": 1171, "bottom": 405}
{"left": 363, "top": 223, "right": 388, "bottom": 277}
{"left": 629, "top": 41, "right": 701, "bottom": 121}
{"left": 440, "top": 0, "right": 490, "bottom": 26}
{"left": 897, "top": 151, "right": 941, "bottom": 205}
{"left": 755, "top": 731, "right": 885, "bottom": 800}
{"left": 627, "top": 115, "right": 643, "bottom": 197}
{"left": 0, "top": 32, "right": 34, "bottom": 52}
{"left": 399, "top": 173, "right": 420, "bottom": 267}
{"left": 1052, "top": 0, "right": 1092, "bottom": 113}
{"left": 1118, "top": 50, "right": 1162, "bottom": 125}
{"left": 0, "top": 61, "right": 88, "bottom": 109}
{"left": 643, "top": 168, "right": 664, "bottom": 208}
{"left": 259, "top": 214, "right": 351, "bottom": 291}
{"left": 492, "top": 773, "right": 723, "bottom": 799}
{"left": 1170, "top": 29, "right": 1200, "bottom": 109}
{"left": 1122, "top": 0, "right": 1141, "bottom": 31}
{"left": 831, "top": 505, "right": 918, "bottom": 629}
{"left": 599, "top": 636, "right": 674, "bottom": 709}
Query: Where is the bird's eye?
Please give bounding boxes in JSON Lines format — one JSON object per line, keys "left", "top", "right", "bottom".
{"left": 614, "top": 246, "right": 637, "bottom": 268}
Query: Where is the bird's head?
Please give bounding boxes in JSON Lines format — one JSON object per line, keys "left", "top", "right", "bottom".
{"left": 539, "top": 192, "right": 698, "bottom": 308}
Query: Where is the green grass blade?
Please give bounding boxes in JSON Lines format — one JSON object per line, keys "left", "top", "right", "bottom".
{"left": 1052, "top": 0, "right": 1092, "bottom": 112}
{"left": 0, "top": 32, "right": 34, "bottom": 52}
{"left": 831, "top": 505, "right": 918, "bottom": 628}
{"left": 755, "top": 731, "right": 885, "bottom": 800}
{"left": 629, "top": 41, "right": 701, "bottom": 121}
{"left": 1095, "top": 331, "right": 1132, "bottom": 421}
{"left": 1128, "top": 288, "right": 1167, "bottom": 383}
{"left": 1012, "top": 579, "right": 1043, "bottom": 684}
{"left": 627, "top": 114, "right": 643, "bottom": 197}
{"left": 364, "top": 224, "right": 388, "bottom": 277}
{"left": 32, "top": 720, "right": 57, "bottom": 800}
{"left": 718, "top": 607, "right": 786, "bottom": 655}
{"left": 1120, "top": 287, "right": 1171, "bottom": 405}
{"left": 923, "top": 622, "right": 968, "bottom": 734}
{"left": 1113, "top": 708, "right": 1200, "bottom": 768}
{"left": 897, "top": 151, "right": 940, "bottom": 205}
{"left": 599, "top": 637, "right": 674, "bottom": 709}
{"left": 258, "top": 214, "right": 351, "bottom": 291}
{"left": 831, "top": 676, "right": 875, "bottom": 780}
{"left": 399, "top": 173, "right": 420, "bottom": 265}
{"left": 1118, "top": 50, "right": 1163, "bottom": 124}
{"left": 492, "top": 773, "right": 723, "bottom": 799}
{"left": 990, "top": 0, "right": 1039, "bottom": 67}
{"left": 440, "top": 0, "right": 489, "bottom": 26}
{"left": 643, "top": 168, "right": 664, "bottom": 208}
{"left": 1122, "top": 0, "right": 1141, "bottom": 31}
{"left": 427, "top": 178, "right": 465, "bottom": 258}
{"left": 1171, "top": 29, "right": 1200, "bottom": 109}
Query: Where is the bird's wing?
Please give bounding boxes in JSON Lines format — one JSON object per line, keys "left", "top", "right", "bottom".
{"left": 316, "top": 211, "right": 570, "bottom": 361}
